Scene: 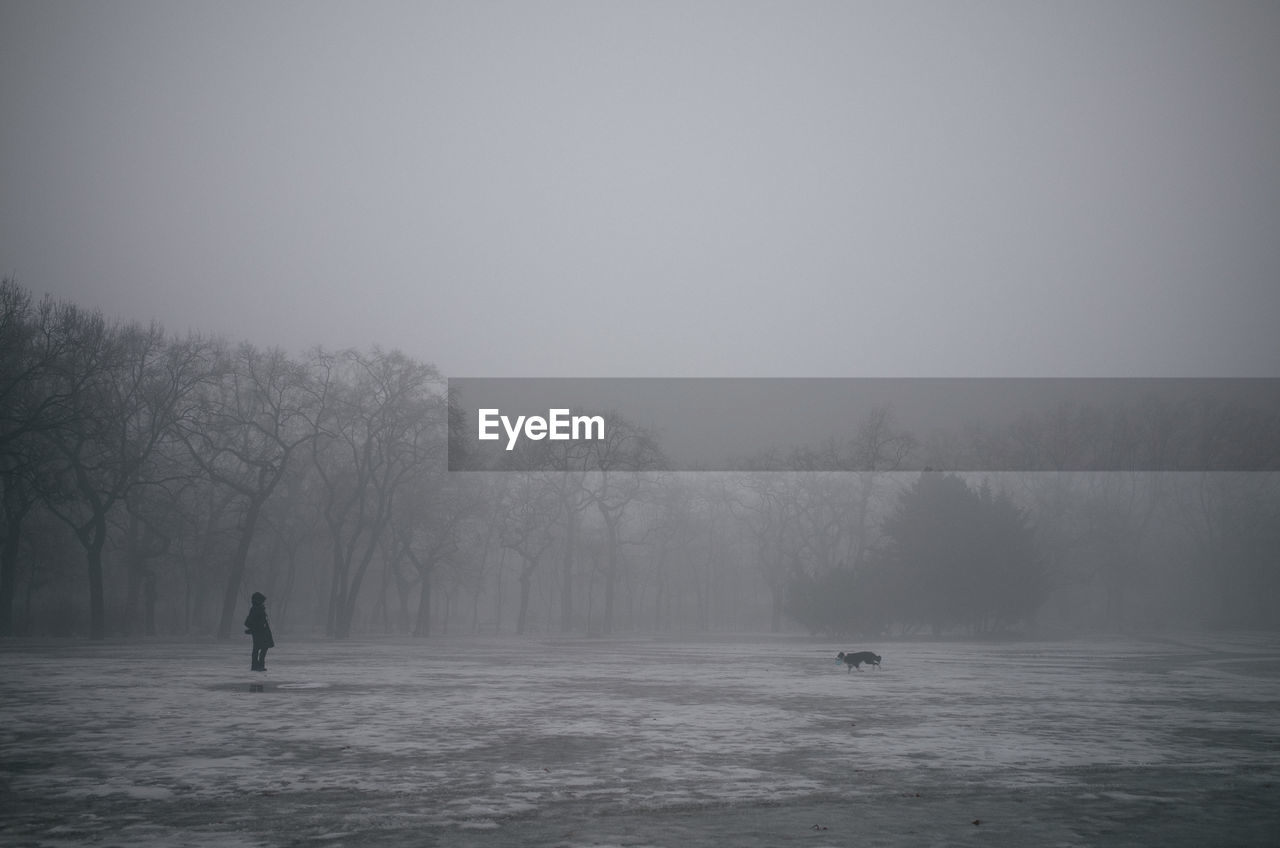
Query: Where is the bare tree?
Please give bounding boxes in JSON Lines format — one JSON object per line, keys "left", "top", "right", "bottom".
{"left": 640, "top": 475, "right": 701, "bottom": 631}
{"left": 389, "top": 471, "right": 482, "bottom": 637}
{"left": 176, "top": 343, "right": 317, "bottom": 639}
{"left": 736, "top": 472, "right": 805, "bottom": 632}
{"left": 573, "top": 412, "right": 663, "bottom": 634}
{"left": 497, "top": 473, "right": 560, "bottom": 635}
{"left": 41, "top": 313, "right": 211, "bottom": 638}
{"left": 117, "top": 485, "right": 176, "bottom": 636}
{"left": 0, "top": 280, "right": 68, "bottom": 634}
{"left": 309, "top": 348, "right": 444, "bottom": 639}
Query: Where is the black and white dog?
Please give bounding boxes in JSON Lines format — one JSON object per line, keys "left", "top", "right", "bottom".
{"left": 837, "top": 650, "right": 882, "bottom": 672}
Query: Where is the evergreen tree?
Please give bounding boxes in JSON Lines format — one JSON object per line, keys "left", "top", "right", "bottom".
{"left": 786, "top": 472, "right": 1045, "bottom": 635}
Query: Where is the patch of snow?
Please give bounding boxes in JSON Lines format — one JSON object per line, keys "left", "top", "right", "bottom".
{"left": 3, "top": 634, "right": 1279, "bottom": 844}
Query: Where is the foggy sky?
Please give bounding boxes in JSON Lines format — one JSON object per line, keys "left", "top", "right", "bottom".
{"left": 2, "top": 1, "right": 1278, "bottom": 379}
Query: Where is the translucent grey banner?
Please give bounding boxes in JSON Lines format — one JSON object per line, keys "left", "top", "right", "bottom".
{"left": 447, "top": 378, "right": 1280, "bottom": 472}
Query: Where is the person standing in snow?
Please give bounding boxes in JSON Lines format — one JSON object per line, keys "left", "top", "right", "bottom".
{"left": 243, "top": 592, "right": 275, "bottom": 672}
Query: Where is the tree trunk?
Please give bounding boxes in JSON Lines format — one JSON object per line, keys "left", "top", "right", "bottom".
{"left": 73, "top": 506, "right": 111, "bottom": 640}
{"left": 277, "top": 544, "right": 298, "bottom": 633}
{"left": 374, "top": 551, "right": 391, "bottom": 633}
{"left": 121, "top": 515, "right": 142, "bottom": 637}
{"left": 123, "top": 566, "right": 143, "bottom": 637}
{"left": 516, "top": 564, "right": 534, "bottom": 635}
{"left": 86, "top": 523, "right": 107, "bottom": 639}
{"left": 216, "top": 497, "right": 264, "bottom": 640}
{"left": 414, "top": 566, "right": 432, "bottom": 636}
{"left": 493, "top": 548, "right": 506, "bottom": 634}
{"left": 394, "top": 562, "right": 413, "bottom": 634}
{"left": 0, "top": 505, "right": 23, "bottom": 636}
{"left": 653, "top": 570, "right": 666, "bottom": 632}
{"left": 337, "top": 518, "right": 390, "bottom": 639}
{"left": 601, "top": 521, "right": 618, "bottom": 635}
{"left": 560, "top": 511, "right": 577, "bottom": 632}
{"left": 325, "top": 523, "right": 349, "bottom": 637}
{"left": 142, "top": 572, "right": 157, "bottom": 636}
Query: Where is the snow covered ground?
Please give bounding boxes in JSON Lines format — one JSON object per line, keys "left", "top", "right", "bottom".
{"left": 2, "top": 633, "right": 1278, "bottom": 846}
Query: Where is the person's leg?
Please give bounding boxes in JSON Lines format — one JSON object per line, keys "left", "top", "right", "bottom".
{"left": 257, "top": 646, "right": 268, "bottom": 671}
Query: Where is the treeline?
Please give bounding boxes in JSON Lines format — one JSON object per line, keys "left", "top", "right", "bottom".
{"left": 2, "top": 279, "right": 1279, "bottom": 639}
{"left": 0, "top": 280, "right": 453, "bottom": 638}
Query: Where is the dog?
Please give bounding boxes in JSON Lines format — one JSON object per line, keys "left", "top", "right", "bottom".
{"left": 837, "top": 651, "right": 882, "bottom": 672}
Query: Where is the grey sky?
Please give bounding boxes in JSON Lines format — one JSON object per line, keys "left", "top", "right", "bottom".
{"left": 2, "top": 1, "right": 1277, "bottom": 378}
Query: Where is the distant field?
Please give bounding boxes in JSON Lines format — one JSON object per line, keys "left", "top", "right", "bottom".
{"left": 2, "top": 634, "right": 1278, "bottom": 846}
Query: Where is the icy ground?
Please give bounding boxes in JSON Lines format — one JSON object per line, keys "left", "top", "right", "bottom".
{"left": 2, "top": 634, "right": 1278, "bottom": 847}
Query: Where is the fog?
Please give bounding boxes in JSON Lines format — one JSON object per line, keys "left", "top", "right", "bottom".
{"left": 3, "top": 3, "right": 1279, "bottom": 845}
{"left": 2, "top": 2, "right": 1278, "bottom": 378}
{"left": 2, "top": 305, "right": 1276, "bottom": 638}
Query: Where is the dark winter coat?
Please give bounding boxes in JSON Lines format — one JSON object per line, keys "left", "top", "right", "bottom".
{"left": 244, "top": 603, "right": 275, "bottom": 649}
